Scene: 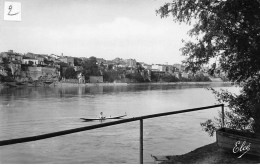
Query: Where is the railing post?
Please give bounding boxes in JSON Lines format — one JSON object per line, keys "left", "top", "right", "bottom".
{"left": 140, "top": 119, "right": 143, "bottom": 164}
{"left": 221, "top": 104, "right": 225, "bottom": 128}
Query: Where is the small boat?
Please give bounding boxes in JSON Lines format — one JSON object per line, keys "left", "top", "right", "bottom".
{"left": 80, "top": 113, "right": 127, "bottom": 121}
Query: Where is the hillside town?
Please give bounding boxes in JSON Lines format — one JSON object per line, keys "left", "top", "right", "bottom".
{"left": 0, "top": 50, "right": 227, "bottom": 86}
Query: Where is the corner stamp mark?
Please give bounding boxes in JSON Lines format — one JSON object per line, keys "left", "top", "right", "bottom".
{"left": 8, "top": 5, "right": 20, "bottom": 16}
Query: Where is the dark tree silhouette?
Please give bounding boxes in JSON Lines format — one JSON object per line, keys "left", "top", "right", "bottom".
{"left": 64, "top": 67, "right": 77, "bottom": 79}
{"left": 82, "top": 56, "right": 101, "bottom": 80}
{"left": 157, "top": 0, "right": 260, "bottom": 134}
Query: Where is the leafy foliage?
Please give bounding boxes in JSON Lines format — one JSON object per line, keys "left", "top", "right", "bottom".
{"left": 157, "top": 0, "right": 260, "bottom": 134}
{"left": 64, "top": 67, "right": 77, "bottom": 79}
{"left": 44, "top": 59, "right": 54, "bottom": 65}
{"left": 82, "top": 57, "right": 101, "bottom": 80}
{"left": 157, "top": 0, "right": 260, "bottom": 82}
{"left": 125, "top": 73, "right": 146, "bottom": 83}
{"left": 161, "top": 74, "right": 179, "bottom": 82}
{"left": 0, "top": 67, "right": 14, "bottom": 82}
{"left": 74, "top": 57, "right": 82, "bottom": 66}
{"left": 2, "top": 57, "right": 9, "bottom": 65}
{"left": 200, "top": 119, "right": 218, "bottom": 137}
{"left": 103, "top": 70, "right": 120, "bottom": 82}
{"left": 201, "top": 87, "right": 256, "bottom": 136}
{"left": 180, "top": 74, "right": 211, "bottom": 82}
{"left": 28, "top": 61, "right": 34, "bottom": 66}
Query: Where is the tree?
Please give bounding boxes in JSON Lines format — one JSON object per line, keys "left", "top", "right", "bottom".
{"left": 103, "top": 70, "right": 120, "bottom": 82}
{"left": 2, "top": 57, "right": 9, "bottom": 65}
{"left": 136, "top": 62, "right": 144, "bottom": 73}
{"left": 126, "top": 73, "right": 145, "bottom": 83}
{"left": 157, "top": 0, "right": 260, "bottom": 134}
{"left": 193, "top": 74, "right": 211, "bottom": 82}
{"left": 64, "top": 67, "right": 77, "bottom": 79}
{"left": 28, "top": 61, "right": 34, "bottom": 66}
{"left": 208, "top": 63, "right": 216, "bottom": 76}
{"left": 0, "top": 67, "right": 14, "bottom": 82}
{"left": 44, "top": 59, "right": 54, "bottom": 66}
{"left": 59, "top": 62, "right": 69, "bottom": 68}
{"left": 82, "top": 56, "right": 101, "bottom": 80}
{"left": 161, "top": 74, "right": 179, "bottom": 82}
{"left": 151, "top": 72, "right": 160, "bottom": 82}
{"left": 74, "top": 57, "right": 82, "bottom": 66}
{"left": 108, "top": 64, "right": 113, "bottom": 70}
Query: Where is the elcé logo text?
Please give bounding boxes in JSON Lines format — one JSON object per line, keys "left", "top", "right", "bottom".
{"left": 233, "top": 141, "right": 251, "bottom": 158}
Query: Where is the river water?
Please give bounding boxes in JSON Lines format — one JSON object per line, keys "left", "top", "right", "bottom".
{"left": 0, "top": 83, "right": 238, "bottom": 163}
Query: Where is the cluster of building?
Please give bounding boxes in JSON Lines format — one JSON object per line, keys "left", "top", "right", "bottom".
{"left": 0, "top": 50, "right": 225, "bottom": 83}
{"left": 0, "top": 50, "right": 61, "bottom": 82}
{"left": 96, "top": 57, "right": 211, "bottom": 81}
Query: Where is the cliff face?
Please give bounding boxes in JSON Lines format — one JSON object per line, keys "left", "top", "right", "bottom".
{"left": 27, "top": 67, "right": 59, "bottom": 81}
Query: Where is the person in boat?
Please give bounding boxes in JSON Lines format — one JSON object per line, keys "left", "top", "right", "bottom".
{"left": 99, "top": 112, "right": 105, "bottom": 119}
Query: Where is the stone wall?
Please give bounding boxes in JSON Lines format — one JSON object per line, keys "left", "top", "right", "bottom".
{"left": 28, "top": 67, "right": 58, "bottom": 81}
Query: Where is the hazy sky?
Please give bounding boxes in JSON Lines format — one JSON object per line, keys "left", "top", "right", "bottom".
{"left": 0, "top": 0, "right": 192, "bottom": 64}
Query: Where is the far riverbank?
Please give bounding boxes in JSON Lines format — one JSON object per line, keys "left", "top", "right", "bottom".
{"left": 0, "top": 81, "right": 233, "bottom": 89}
{"left": 127, "top": 81, "right": 232, "bottom": 86}
{"left": 53, "top": 81, "right": 232, "bottom": 88}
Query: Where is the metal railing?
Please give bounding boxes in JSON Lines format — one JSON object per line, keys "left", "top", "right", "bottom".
{"left": 0, "top": 104, "right": 224, "bottom": 164}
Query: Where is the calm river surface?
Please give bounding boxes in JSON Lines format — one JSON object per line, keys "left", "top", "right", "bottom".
{"left": 0, "top": 83, "right": 238, "bottom": 163}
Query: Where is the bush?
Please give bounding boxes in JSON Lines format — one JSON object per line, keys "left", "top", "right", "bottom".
{"left": 103, "top": 70, "right": 120, "bottom": 82}
{"left": 64, "top": 67, "right": 77, "bottom": 79}
{"left": 161, "top": 74, "right": 179, "bottom": 82}
{"left": 125, "top": 73, "right": 145, "bottom": 83}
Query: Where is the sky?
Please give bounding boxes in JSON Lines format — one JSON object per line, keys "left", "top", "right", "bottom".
{"left": 0, "top": 0, "right": 193, "bottom": 64}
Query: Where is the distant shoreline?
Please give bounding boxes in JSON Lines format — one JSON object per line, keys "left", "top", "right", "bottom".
{"left": 127, "top": 81, "right": 232, "bottom": 86}
{"left": 0, "top": 81, "right": 233, "bottom": 88}
{"left": 54, "top": 82, "right": 128, "bottom": 87}
{"left": 53, "top": 81, "right": 232, "bottom": 88}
